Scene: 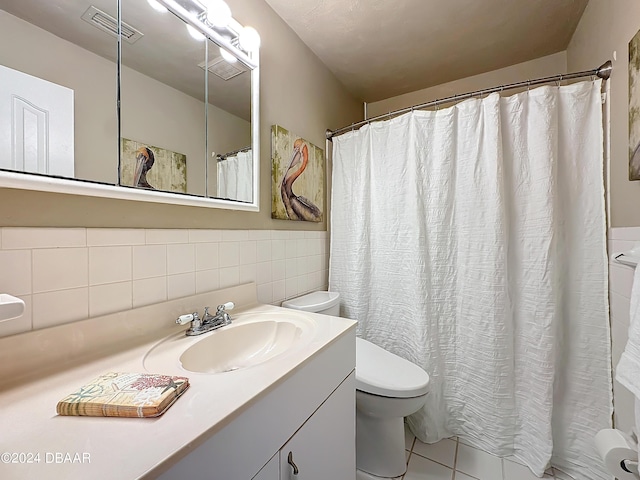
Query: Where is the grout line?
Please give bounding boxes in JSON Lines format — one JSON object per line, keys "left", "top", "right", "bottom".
{"left": 452, "top": 437, "right": 459, "bottom": 480}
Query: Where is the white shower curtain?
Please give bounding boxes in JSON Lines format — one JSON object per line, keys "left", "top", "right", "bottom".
{"left": 330, "top": 80, "right": 612, "bottom": 479}
{"left": 217, "top": 150, "right": 253, "bottom": 202}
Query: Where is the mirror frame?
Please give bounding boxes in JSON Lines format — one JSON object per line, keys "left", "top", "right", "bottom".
{"left": 0, "top": 1, "right": 260, "bottom": 212}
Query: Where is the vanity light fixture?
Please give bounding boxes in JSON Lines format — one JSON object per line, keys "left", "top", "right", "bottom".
{"left": 203, "top": 0, "right": 232, "bottom": 28}
{"left": 220, "top": 47, "right": 238, "bottom": 63}
{"left": 154, "top": 0, "right": 259, "bottom": 69}
{"left": 186, "top": 24, "right": 206, "bottom": 41}
{"left": 147, "top": 0, "right": 168, "bottom": 13}
{"left": 239, "top": 26, "right": 261, "bottom": 52}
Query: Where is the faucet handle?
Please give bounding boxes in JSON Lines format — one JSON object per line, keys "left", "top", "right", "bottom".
{"left": 217, "top": 302, "right": 235, "bottom": 313}
{"left": 176, "top": 312, "right": 200, "bottom": 326}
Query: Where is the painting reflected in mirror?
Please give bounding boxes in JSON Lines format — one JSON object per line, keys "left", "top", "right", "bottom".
{"left": 0, "top": 0, "right": 257, "bottom": 204}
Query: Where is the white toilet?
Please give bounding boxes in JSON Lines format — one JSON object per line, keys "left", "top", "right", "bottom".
{"left": 282, "top": 291, "right": 430, "bottom": 479}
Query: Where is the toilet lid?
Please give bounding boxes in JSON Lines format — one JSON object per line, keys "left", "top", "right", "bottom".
{"left": 356, "top": 337, "right": 430, "bottom": 398}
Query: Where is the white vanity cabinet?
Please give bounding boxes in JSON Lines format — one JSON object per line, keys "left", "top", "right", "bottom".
{"left": 279, "top": 372, "right": 355, "bottom": 479}
{"left": 157, "top": 329, "right": 356, "bottom": 480}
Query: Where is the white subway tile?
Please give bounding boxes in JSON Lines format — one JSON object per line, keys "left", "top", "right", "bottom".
{"left": 257, "top": 283, "right": 273, "bottom": 304}
{"left": 33, "top": 248, "right": 88, "bottom": 293}
{"left": 613, "top": 380, "right": 636, "bottom": 430}
{"left": 219, "top": 243, "right": 240, "bottom": 267}
{"left": 167, "top": 244, "right": 196, "bottom": 275}
{"left": 133, "top": 245, "right": 167, "bottom": 280}
{"left": 196, "top": 243, "right": 219, "bottom": 271}
{"left": 285, "top": 278, "right": 299, "bottom": 299}
{"left": 133, "top": 277, "right": 167, "bottom": 308}
{"left": 609, "top": 264, "right": 635, "bottom": 298}
{"left": 248, "top": 230, "right": 271, "bottom": 240}
{"left": 219, "top": 266, "right": 240, "bottom": 288}
{"left": 272, "top": 280, "right": 286, "bottom": 303}
{"left": 272, "top": 260, "right": 286, "bottom": 281}
{"left": 296, "top": 239, "right": 308, "bottom": 258}
{"left": 2, "top": 227, "right": 86, "bottom": 249}
{"left": 271, "top": 240, "right": 286, "bottom": 260}
{"left": 612, "top": 316, "right": 629, "bottom": 370}
{"left": 610, "top": 292, "right": 630, "bottom": 328}
{"left": 0, "top": 250, "right": 31, "bottom": 295}
{"left": 256, "top": 262, "right": 272, "bottom": 285}
{"left": 239, "top": 264, "right": 257, "bottom": 284}
{"left": 285, "top": 239, "right": 297, "bottom": 259}
{"left": 146, "top": 229, "right": 189, "bottom": 244}
{"left": 609, "top": 240, "right": 638, "bottom": 258}
{"left": 239, "top": 241, "right": 257, "bottom": 265}
{"left": 610, "top": 227, "right": 640, "bottom": 241}
{"left": 167, "top": 273, "right": 196, "bottom": 300}
{"left": 321, "top": 238, "right": 328, "bottom": 255}
{"left": 256, "top": 240, "right": 272, "bottom": 263}
{"left": 188, "top": 229, "right": 222, "bottom": 243}
{"left": 285, "top": 258, "right": 298, "bottom": 278}
{"left": 271, "top": 231, "right": 289, "bottom": 240}
{"left": 222, "top": 230, "right": 249, "bottom": 242}
{"left": 0, "top": 294, "right": 32, "bottom": 337}
{"left": 32, "top": 288, "right": 89, "bottom": 329}
{"left": 297, "top": 257, "right": 309, "bottom": 276}
{"left": 89, "top": 282, "right": 132, "bottom": 317}
{"left": 89, "top": 246, "right": 132, "bottom": 285}
{"left": 195, "top": 269, "right": 219, "bottom": 294}
{"left": 87, "top": 228, "right": 145, "bottom": 246}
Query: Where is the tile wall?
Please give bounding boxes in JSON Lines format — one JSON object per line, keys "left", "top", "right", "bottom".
{"left": 608, "top": 226, "right": 640, "bottom": 430}
{"left": 0, "top": 228, "right": 329, "bottom": 338}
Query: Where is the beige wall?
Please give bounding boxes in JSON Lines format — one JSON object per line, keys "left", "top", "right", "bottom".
{"left": 367, "top": 52, "right": 567, "bottom": 118}
{"left": 0, "top": 1, "right": 362, "bottom": 229}
{"left": 567, "top": 0, "right": 640, "bottom": 228}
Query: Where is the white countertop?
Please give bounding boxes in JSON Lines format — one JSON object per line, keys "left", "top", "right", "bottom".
{"left": 0, "top": 302, "right": 355, "bottom": 480}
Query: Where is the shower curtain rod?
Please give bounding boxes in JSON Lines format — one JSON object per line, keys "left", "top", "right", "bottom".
{"left": 216, "top": 145, "right": 252, "bottom": 161}
{"left": 326, "top": 60, "right": 612, "bottom": 140}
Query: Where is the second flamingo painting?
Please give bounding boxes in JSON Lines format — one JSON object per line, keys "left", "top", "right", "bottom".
{"left": 271, "top": 125, "right": 324, "bottom": 222}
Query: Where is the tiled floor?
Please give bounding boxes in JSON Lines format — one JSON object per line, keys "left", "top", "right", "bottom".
{"left": 400, "top": 425, "right": 561, "bottom": 480}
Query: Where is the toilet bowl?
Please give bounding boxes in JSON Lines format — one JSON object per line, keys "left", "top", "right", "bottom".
{"left": 282, "top": 291, "right": 430, "bottom": 479}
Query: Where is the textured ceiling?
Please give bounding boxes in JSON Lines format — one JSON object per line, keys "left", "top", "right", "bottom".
{"left": 264, "top": 0, "right": 589, "bottom": 102}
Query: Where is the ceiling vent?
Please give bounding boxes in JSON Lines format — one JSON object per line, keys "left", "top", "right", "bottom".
{"left": 81, "top": 6, "right": 144, "bottom": 44}
{"left": 198, "top": 56, "right": 247, "bottom": 81}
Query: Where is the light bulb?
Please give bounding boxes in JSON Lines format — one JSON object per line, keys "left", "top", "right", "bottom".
{"left": 204, "top": 0, "right": 232, "bottom": 28}
{"left": 186, "top": 24, "right": 205, "bottom": 41}
{"left": 239, "top": 26, "right": 261, "bottom": 52}
{"left": 220, "top": 47, "right": 237, "bottom": 64}
{"left": 238, "top": 27, "right": 260, "bottom": 52}
{"left": 147, "top": 0, "right": 168, "bottom": 13}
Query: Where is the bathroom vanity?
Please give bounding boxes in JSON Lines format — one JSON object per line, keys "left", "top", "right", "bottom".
{"left": 0, "top": 284, "right": 356, "bottom": 479}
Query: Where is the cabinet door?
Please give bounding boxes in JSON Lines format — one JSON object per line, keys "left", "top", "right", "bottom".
{"left": 252, "top": 453, "right": 279, "bottom": 480}
{"left": 280, "top": 372, "right": 355, "bottom": 480}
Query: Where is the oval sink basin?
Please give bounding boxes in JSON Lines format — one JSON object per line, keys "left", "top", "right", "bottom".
{"left": 143, "top": 311, "right": 316, "bottom": 375}
{"left": 180, "top": 320, "right": 302, "bottom": 373}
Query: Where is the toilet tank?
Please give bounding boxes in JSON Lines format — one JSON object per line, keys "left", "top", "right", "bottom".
{"left": 281, "top": 291, "right": 340, "bottom": 316}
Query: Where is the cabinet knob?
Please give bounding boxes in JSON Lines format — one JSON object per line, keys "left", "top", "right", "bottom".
{"left": 287, "top": 451, "right": 299, "bottom": 476}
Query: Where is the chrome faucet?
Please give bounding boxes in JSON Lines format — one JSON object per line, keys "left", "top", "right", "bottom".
{"left": 176, "top": 302, "right": 234, "bottom": 336}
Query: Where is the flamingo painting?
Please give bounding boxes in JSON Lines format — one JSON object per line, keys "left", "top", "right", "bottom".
{"left": 271, "top": 126, "right": 324, "bottom": 222}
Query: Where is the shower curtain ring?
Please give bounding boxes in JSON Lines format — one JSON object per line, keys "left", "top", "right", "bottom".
{"left": 527, "top": 80, "right": 531, "bottom": 91}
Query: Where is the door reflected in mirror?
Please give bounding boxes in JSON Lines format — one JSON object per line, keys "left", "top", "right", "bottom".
{"left": 0, "top": 0, "right": 259, "bottom": 208}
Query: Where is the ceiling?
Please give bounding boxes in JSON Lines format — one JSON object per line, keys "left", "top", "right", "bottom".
{"left": 264, "top": 0, "right": 590, "bottom": 103}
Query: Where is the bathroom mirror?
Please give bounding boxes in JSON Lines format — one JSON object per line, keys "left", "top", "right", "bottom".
{"left": 0, "top": 0, "right": 259, "bottom": 210}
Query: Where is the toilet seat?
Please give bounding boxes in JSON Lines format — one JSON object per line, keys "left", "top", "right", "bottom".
{"left": 356, "top": 337, "right": 430, "bottom": 398}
